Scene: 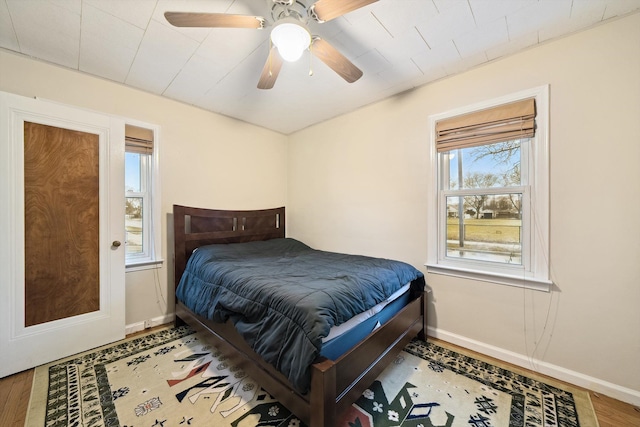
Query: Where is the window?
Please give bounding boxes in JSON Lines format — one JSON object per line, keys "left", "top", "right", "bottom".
{"left": 125, "top": 123, "right": 161, "bottom": 270}
{"left": 427, "top": 86, "right": 550, "bottom": 291}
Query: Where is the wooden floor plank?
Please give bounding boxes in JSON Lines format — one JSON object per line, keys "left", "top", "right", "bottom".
{"left": 590, "top": 391, "right": 640, "bottom": 427}
{"left": 0, "top": 369, "right": 33, "bottom": 427}
{"left": 17, "top": 369, "right": 34, "bottom": 426}
{"left": 0, "top": 374, "right": 15, "bottom": 425}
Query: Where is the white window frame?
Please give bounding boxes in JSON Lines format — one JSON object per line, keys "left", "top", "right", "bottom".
{"left": 426, "top": 85, "right": 551, "bottom": 291}
{"left": 125, "top": 121, "right": 162, "bottom": 272}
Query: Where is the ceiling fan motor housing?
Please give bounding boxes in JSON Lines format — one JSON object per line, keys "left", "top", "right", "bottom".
{"left": 270, "top": 0, "right": 310, "bottom": 23}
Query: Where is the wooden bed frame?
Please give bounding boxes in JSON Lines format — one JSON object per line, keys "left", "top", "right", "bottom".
{"left": 173, "top": 204, "right": 427, "bottom": 427}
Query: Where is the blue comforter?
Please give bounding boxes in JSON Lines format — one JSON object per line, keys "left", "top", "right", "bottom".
{"left": 176, "top": 238, "right": 424, "bottom": 394}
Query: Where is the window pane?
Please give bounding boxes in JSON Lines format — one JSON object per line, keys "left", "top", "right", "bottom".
{"left": 125, "top": 152, "right": 142, "bottom": 193}
{"left": 447, "top": 140, "right": 522, "bottom": 190}
{"left": 446, "top": 194, "right": 522, "bottom": 264}
{"left": 125, "top": 197, "right": 143, "bottom": 255}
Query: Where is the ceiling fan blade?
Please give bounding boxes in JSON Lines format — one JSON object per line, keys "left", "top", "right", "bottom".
{"left": 310, "top": 0, "right": 378, "bottom": 22}
{"left": 164, "top": 12, "right": 265, "bottom": 29}
{"left": 311, "top": 38, "right": 363, "bottom": 83}
{"left": 257, "top": 47, "right": 284, "bottom": 90}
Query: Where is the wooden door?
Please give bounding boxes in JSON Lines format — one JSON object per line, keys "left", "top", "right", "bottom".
{"left": 0, "top": 92, "right": 125, "bottom": 377}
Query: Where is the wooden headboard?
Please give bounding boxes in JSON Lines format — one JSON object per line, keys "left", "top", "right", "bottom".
{"left": 173, "top": 205, "right": 285, "bottom": 292}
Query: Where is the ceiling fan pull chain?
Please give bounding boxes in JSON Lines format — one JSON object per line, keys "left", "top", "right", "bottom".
{"left": 269, "top": 38, "right": 273, "bottom": 77}
{"left": 309, "top": 42, "right": 314, "bottom": 76}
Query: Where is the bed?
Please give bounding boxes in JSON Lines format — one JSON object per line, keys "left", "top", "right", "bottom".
{"left": 173, "top": 205, "right": 427, "bottom": 427}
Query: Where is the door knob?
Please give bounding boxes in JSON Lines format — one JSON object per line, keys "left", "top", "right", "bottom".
{"left": 112, "top": 241, "right": 122, "bottom": 247}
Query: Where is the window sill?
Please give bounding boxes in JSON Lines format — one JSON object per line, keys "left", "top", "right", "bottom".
{"left": 425, "top": 263, "right": 552, "bottom": 292}
{"left": 126, "top": 258, "right": 164, "bottom": 273}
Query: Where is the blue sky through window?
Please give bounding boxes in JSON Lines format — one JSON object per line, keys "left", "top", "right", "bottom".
{"left": 125, "top": 152, "right": 141, "bottom": 192}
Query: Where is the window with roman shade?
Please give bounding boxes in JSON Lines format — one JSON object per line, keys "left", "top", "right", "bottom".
{"left": 124, "top": 123, "right": 161, "bottom": 270}
{"left": 427, "top": 87, "right": 550, "bottom": 291}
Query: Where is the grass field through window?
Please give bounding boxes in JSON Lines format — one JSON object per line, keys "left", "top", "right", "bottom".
{"left": 446, "top": 218, "right": 522, "bottom": 263}
{"left": 447, "top": 218, "right": 521, "bottom": 243}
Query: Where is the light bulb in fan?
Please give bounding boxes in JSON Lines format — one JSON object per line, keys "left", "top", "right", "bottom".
{"left": 270, "top": 20, "right": 311, "bottom": 62}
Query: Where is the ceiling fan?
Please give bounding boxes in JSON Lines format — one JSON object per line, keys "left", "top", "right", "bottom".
{"left": 164, "top": 0, "right": 378, "bottom": 89}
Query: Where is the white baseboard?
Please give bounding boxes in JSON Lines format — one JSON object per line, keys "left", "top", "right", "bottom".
{"left": 427, "top": 326, "right": 640, "bottom": 407}
{"left": 125, "top": 313, "right": 175, "bottom": 336}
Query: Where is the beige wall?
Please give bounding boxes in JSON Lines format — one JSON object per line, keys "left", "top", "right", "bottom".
{"left": 288, "top": 13, "right": 640, "bottom": 399}
{"left": 0, "top": 50, "right": 288, "bottom": 329}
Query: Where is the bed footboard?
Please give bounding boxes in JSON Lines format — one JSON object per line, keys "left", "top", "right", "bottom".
{"left": 175, "top": 291, "right": 425, "bottom": 427}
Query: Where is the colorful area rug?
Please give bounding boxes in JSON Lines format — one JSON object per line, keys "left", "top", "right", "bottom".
{"left": 26, "top": 326, "right": 598, "bottom": 427}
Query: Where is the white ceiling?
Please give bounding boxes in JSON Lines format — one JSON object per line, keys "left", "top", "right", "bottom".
{"left": 2, "top": 0, "right": 639, "bottom": 134}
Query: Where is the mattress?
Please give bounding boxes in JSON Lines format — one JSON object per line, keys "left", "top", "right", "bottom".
{"left": 322, "top": 282, "right": 410, "bottom": 343}
{"left": 319, "top": 287, "right": 411, "bottom": 360}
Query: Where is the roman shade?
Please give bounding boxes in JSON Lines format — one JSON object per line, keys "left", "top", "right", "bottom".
{"left": 125, "top": 124, "right": 154, "bottom": 155}
{"left": 436, "top": 97, "right": 536, "bottom": 152}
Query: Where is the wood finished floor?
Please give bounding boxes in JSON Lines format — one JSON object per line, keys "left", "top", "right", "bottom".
{"left": 1, "top": 330, "right": 638, "bottom": 427}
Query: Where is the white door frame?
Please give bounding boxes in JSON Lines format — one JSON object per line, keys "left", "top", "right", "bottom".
{"left": 0, "top": 92, "right": 125, "bottom": 376}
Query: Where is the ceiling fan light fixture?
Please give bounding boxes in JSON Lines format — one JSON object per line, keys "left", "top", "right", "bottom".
{"left": 270, "top": 20, "right": 311, "bottom": 62}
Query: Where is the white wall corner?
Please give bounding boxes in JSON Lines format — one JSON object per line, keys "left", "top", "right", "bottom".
{"left": 125, "top": 313, "right": 175, "bottom": 335}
